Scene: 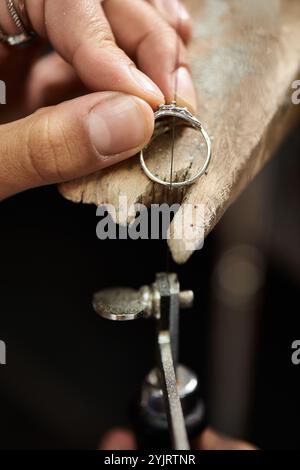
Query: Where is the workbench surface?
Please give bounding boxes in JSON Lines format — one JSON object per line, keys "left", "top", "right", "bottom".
{"left": 60, "top": 0, "right": 300, "bottom": 263}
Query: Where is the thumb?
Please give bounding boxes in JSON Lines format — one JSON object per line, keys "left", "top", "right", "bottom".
{"left": 0, "top": 92, "right": 154, "bottom": 200}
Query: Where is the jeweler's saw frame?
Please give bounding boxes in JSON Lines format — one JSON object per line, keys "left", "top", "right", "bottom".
{"left": 93, "top": 272, "right": 205, "bottom": 450}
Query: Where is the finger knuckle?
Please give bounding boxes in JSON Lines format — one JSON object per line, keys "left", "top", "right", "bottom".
{"left": 144, "top": 25, "right": 187, "bottom": 64}
{"left": 73, "top": 18, "right": 117, "bottom": 63}
{"left": 26, "top": 111, "right": 75, "bottom": 183}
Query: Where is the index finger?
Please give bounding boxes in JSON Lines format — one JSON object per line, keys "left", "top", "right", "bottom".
{"left": 103, "top": 0, "right": 197, "bottom": 111}
{"left": 26, "top": 0, "right": 165, "bottom": 108}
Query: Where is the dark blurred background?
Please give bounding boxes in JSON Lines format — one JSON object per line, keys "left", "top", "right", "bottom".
{"left": 0, "top": 123, "right": 300, "bottom": 450}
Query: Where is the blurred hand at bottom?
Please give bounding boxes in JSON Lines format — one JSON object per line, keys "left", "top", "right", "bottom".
{"left": 99, "top": 427, "right": 257, "bottom": 450}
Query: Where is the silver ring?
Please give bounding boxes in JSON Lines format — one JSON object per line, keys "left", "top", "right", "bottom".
{"left": 0, "top": 0, "right": 35, "bottom": 46}
{"left": 140, "top": 103, "right": 212, "bottom": 188}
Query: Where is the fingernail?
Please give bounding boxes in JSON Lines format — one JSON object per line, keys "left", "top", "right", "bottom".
{"left": 173, "top": 66, "right": 197, "bottom": 113}
{"left": 130, "top": 67, "right": 164, "bottom": 102}
{"left": 88, "top": 95, "right": 151, "bottom": 157}
{"left": 159, "top": 0, "right": 191, "bottom": 23}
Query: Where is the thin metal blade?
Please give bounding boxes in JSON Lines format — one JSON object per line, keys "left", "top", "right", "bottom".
{"left": 158, "top": 331, "right": 190, "bottom": 450}
{"left": 155, "top": 273, "right": 190, "bottom": 450}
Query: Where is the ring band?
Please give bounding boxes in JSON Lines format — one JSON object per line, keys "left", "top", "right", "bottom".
{"left": 0, "top": 0, "right": 35, "bottom": 46}
{"left": 14, "top": 0, "right": 33, "bottom": 32}
{"left": 140, "top": 103, "right": 212, "bottom": 188}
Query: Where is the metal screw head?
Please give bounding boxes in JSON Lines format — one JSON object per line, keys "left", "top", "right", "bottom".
{"left": 93, "top": 287, "right": 148, "bottom": 321}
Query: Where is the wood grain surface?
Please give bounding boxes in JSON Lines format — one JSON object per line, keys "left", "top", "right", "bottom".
{"left": 59, "top": 0, "right": 300, "bottom": 264}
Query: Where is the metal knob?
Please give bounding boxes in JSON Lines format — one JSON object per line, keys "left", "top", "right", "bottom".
{"left": 93, "top": 277, "right": 194, "bottom": 321}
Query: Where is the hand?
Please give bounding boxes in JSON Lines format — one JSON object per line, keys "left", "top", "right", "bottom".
{"left": 99, "top": 428, "right": 257, "bottom": 450}
{"left": 0, "top": 0, "right": 196, "bottom": 201}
